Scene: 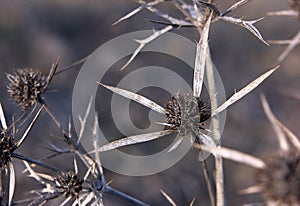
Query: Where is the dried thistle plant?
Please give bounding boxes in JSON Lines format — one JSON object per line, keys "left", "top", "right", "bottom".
{"left": 0, "top": 1, "right": 293, "bottom": 205}
{"left": 6, "top": 69, "right": 48, "bottom": 111}
{"left": 91, "top": 2, "right": 278, "bottom": 204}
{"left": 3, "top": 59, "right": 151, "bottom": 205}
{"left": 6, "top": 58, "right": 59, "bottom": 111}
{"left": 23, "top": 158, "right": 94, "bottom": 206}
{"left": 54, "top": 170, "right": 84, "bottom": 198}
{"left": 22, "top": 98, "right": 150, "bottom": 206}
{"left": 196, "top": 94, "right": 300, "bottom": 205}
{"left": 90, "top": 65, "right": 277, "bottom": 154}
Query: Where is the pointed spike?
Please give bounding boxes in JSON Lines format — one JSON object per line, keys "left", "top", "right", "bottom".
{"left": 260, "top": 94, "right": 289, "bottom": 151}
{"left": 220, "top": 16, "right": 269, "bottom": 46}
{"left": 15, "top": 105, "right": 44, "bottom": 148}
{"left": 261, "top": 94, "right": 300, "bottom": 151}
{"left": 89, "top": 130, "right": 173, "bottom": 153}
{"left": 189, "top": 198, "right": 196, "bottom": 206}
{"left": 160, "top": 189, "right": 177, "bottom": 206}
{"left": 214, "top": 66, "right": 279, "bottom": 115}
{"left": 73, "top": 156, "right": 78, "bottom": 174}
{"left": 277, "top": 31, "right": 300, "bottom": 63}
{"left": 8, "top": 162, "right": 15, "bottom": 206}
{"left": 0, "top": 103, "right": 7, "bottom": 130}
{"left": 238, "top": 185, "right": 262, "bottom": 195}
{"left": 120, "top": 25, "right": 173, "bottom": 70}
{"left": 113, "top": 6, "right": 144, "bottom": 26}
{"left": 98, "top": 82, "right": 166, "bottom": 114}
{"left": 222, "top": 0, "right": 253, "bottom": 17}
{"left": 46, "top": 56, "right": 60, "bottom": 87}
{"left": 196, "top": 144, "right": 266, "bottom": 169}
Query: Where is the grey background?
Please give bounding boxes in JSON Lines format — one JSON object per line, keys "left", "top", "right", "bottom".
{"left": 0, "top": 0, "right": 299, "bottom": 205}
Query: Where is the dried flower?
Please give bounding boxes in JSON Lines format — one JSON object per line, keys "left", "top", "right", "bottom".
{"left": 54, "top": 171, "right": 84, "bottom": 198}
{"left": 6, "top": 68, "right": 47, "bottom": 111}
{"left": 6, "top": 58, "right": 59, "bottom": 111}
{"left": 256, "top": 151, "right": 300, "bottom": 205}
{"left": 24, "top": 161, "right": 92, "bottom": 205}
{"left": 164, "top": 94, "right": 210, "bottom": 133}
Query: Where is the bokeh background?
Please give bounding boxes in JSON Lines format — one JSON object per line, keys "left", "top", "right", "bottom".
{"left": 0, "top": 0, "right": 299, "bottom": 205}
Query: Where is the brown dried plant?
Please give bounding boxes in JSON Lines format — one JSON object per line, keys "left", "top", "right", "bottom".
{"left": 0, "top": 1, "right": 297, "bottom": 206}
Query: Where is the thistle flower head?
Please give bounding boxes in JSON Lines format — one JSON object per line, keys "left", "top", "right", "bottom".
{"left": 164, "top": 93, "right": 210, "bottom": 134}
{"left": 0, "top": 131, "right": 14, "bottom": 168}
{"left": 256, "top": 151, "right": 300, "bottom": 205}
{"left": 54, "top": 171, "right": 84, "bottom": 198}
{"left": 6, "top": 68, "right": 48, "bottom": 111}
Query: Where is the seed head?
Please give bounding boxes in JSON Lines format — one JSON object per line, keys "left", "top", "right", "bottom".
{"left": 6, "top": 68, "right": 48, "bottom": 111}
{"left": 54, "top": 171, "right": 84, "bottom": 197}
{"left": 256, "top": 151, "right": 300, "bottom": 205}
{"left": 164, "top": 94, "right": 210, "bottom": 134}
{"left": 165, "top": 96, "right": 182, "bottom": 131}
{"left": 0, "top": 131, "right": 14, "bottom": 168}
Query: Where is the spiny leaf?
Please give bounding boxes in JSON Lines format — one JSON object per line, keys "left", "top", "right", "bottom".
{"left": 261, "top": 94, "right": 300, "bottom": 151}
{"left": 189, "top": 198, "right": 196, "bottom": 206}
{"left": 15, "top": 105, "right": 44, "bottom": 148}
{"left": 89, "top": 130, "right": 173, "bottom": 153}
{"left": 120, "top": 25, "right": 173, "bottom": 70}
{"left": 45, "top": 56, "right": 60, "bottom": 89}
{"left": 238, "top": 185, "right": 262, "bottom": 195}
{"left": 267, "top": 9, "right": 298, "bottom": 17}
{"left": 193, "top": 13, "right": 212, "bottom": 97}
{"left": 222, "top": 0, "right": 253, "bottom": 16}
{"left": 196, "top": 144, "right": 266, "bottom": 169}
{"left": 113, "top": 4, "right": 147, "bottom": 26}
{"left": 260, "top": 94, "right": 289, "bottom": 151}
{"left": 60, "top": 196, "right": 72, "bottom": 206}
{"left": 98, "top": 82, "right": 166, "bottom": 114}
{"left": 214, "top": 66, "right": 279, "bottom": 115}
{"left": 77, "top": 96, "right": 94, "bottom": 144}
{"left": 8, "top": 162, "right": 15, "bottom": 206}
{"left": 0, "top": 103, "right": 7, "bottom": 130}
{"left": 113, "top": 0, "right": 165, "bottom": 26}
{"left": 220, "top": 16, "right": 269, "bottom": 45}
{"left": 160, "top": 189, "right": 176, "bottom": 206}
{"left": 276, "top": 31, "right": 300, "bottom": 63}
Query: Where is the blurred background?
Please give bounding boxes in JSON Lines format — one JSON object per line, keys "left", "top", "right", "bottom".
{"left": 0, "top": 0, "right": 299, "bottom": 205}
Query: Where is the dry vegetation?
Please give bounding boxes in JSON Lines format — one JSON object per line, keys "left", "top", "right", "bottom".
{"left": 0, "top": 0, "right": 299, "bottom": 205}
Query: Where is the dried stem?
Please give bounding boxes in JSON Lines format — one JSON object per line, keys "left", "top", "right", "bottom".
{"left": 105, "top": 186, "right": 150, "bottom": 206}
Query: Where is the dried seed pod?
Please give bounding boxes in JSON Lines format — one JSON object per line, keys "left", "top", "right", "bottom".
{"left": 54, "top": 171, "right": 84, "bottom": 198}
{"left": 6, "top": 68, "right": 48, "bottom": 111}
{"left": 164, "top": 94, "right": 210, "bottom": 134}
{"left": 256, "top": 151, "right": 300, "bottom": 205}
